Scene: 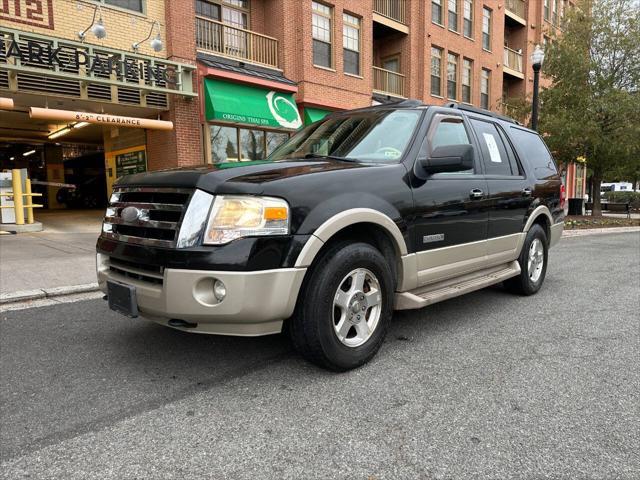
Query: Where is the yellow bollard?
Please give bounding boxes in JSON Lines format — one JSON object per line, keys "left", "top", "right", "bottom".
{"left": 11, "top": 169, "right": 25, "bottom": 225}
{"left": 25, "top": 178, "right": 34, "bottom": 224}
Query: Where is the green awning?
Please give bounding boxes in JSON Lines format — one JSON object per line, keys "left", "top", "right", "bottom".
{"left": 204, "top": 78, "right": 302, "bottom": 130}
{"left": 304, "top": 107, "right": 331, "bottom": 125}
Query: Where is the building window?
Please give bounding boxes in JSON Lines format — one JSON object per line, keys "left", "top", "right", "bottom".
{"left": 447, "top": 53, "right": 458, "bottom": 100}
{"left": 448, "top": 0, "right": 458, "bottom": 32}
{"left": 102, "top": 0, "right": 144, "bottom": 13}
{"left": 431, "top": 47, "right": 443, "bottom": 96}
{"left": 210, "top": 125, "right": 289, "bottom": 163}
{"left": 462, "top": 58, "right": 472, "bottom": 103}
{"left": 343, "top": 13, "right": 360, "bottom": 75}
{"left": 552, "top": 0, "right": 559, "bottom": 25}
{"left": 463, "top": 0, "right": 473, "bottom": 37}
{"left": 432, "top": 0, "right": 443, "bottom": 25}
{"left": 544, "top": 0, "right": 550, "bottom": 21}
{"left": 480, "top": 68, "right": 490, "bottom": 109}
{"left": 312, "top": 1, "right": 332, "bottom": 68}
{"left": 482, "top": 7, "right": 491, "bottom": 51}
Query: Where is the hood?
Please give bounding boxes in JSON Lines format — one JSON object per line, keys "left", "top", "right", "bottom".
{"left": 114, "top": 158, "right": 367, "bottom": 195}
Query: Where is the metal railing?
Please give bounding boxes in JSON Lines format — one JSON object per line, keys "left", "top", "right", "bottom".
{"left": 505, "top": 0, "right": 526, "bottom": 19}
{"left": 503, "top": 47, "right": 523, "bottom": 73}
{"left": 372, "top": 66, "right": 406, "bottom": 97}
{"left": 195, "top": 16, "right": 279, "bottom": 69}
{"left": 373, "top": 0, "right": 407, "bottom": 24}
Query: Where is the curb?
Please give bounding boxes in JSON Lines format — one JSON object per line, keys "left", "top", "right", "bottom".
{"left": 562, "top": 226, "right": 640, "bottom": 237}
{"left": 0, "top": 283, "right": 100, "bottom": 305}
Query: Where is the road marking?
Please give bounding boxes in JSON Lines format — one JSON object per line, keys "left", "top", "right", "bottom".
{"left": 0, "top": 291, "right": 103, "bottom": 312}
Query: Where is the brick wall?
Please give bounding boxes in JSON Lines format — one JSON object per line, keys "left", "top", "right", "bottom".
{"left": 146, "top": 0, "right": 201, "bottom": 170}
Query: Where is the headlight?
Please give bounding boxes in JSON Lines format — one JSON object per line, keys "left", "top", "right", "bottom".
{"left": 203, "top": 195, "right": 290, "bottom": 245}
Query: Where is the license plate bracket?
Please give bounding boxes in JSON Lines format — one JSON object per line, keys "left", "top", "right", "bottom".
{"left": 107, "top": 280, "right": 139, "bottom": 318}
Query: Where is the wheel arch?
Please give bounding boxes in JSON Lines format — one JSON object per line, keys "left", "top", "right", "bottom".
{"left": 294, "top": 209, "right": 408, "bottom": 286}
{"left": 524, "top": 205, "right": 552, "bottom": 240}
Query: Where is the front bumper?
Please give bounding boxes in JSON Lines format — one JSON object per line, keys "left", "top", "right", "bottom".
{"left": 97, "top": 253, "right": 306, "bottom": 336}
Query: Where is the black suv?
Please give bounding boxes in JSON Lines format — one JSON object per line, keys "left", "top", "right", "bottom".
{"left": 97, "top": 101, "right": 564, "bottom": 371}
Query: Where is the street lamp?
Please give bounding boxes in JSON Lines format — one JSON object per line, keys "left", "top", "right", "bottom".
{"left": 530, "top": 44, "right": 545, "bottom": 131}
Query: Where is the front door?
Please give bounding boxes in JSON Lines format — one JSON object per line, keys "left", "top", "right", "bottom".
{"left": 409, "top": 113, "right": 489, "bottom": 286}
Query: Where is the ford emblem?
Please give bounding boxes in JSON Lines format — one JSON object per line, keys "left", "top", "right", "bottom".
{"left": 121, "top": 206, "right": 142, "bottom": 223}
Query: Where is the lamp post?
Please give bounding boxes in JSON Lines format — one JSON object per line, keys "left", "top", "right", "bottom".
{"left": 530, "top": 44, "right": 545, "bottom": 131}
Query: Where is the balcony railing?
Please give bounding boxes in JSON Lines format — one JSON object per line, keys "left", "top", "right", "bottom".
{"left": 503, "top": 47, "right": 523, "bottom": 73}
{"left": 195, "top": 16, "right": 279, "bottom": 69}
{"left": 373, "top": 0, "right": 407, "bottom": 24}
{"left": 505, "top": 0, "right": 526, "bottom": 19}
{"left": 373, "top": 66, "right": 406, "bottom": 97}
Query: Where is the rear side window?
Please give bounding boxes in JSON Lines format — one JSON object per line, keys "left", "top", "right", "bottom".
{"left": 470, "top": 118, "right": 517, "bottom": 176}
{"left": 509, "top": 127, "right": 558, "bottom": 179}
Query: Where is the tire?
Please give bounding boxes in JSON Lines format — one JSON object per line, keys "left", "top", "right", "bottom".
{"left": 504, "top": 224, "right": 548, "bottom": 295}
{"left": 289, "top": 241, "right": 394, "bottom": 371}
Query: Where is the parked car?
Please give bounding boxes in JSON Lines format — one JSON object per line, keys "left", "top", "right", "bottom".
{"left": 97, "top": 100, "right": 564, "bottom": 371}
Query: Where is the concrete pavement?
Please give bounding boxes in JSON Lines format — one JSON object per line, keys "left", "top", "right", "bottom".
{"left": 0, "top": 210, "right": 102, "bottom": 295}
{"left": 1, "top": 232, "right": 638, "bottom": 479}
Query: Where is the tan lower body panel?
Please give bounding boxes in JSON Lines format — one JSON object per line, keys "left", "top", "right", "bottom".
{"left": 399, "top": 233, "right": 524, "bottom": 291}
{"left": 97, "top": 253, "right": 306, "bottom": 336}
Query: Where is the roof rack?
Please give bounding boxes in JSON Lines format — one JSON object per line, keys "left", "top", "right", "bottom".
{"left": 443, "top": 102, "right": 522, "bottom": 125}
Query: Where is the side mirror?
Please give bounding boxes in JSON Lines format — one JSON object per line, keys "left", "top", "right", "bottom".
{"left": 419, "top": 144, "right": 475, "bottom": 174}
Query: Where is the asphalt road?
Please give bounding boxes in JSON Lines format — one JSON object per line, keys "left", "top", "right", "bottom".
{"left": 1, "top": 233, "right": 639, "bottom": 479}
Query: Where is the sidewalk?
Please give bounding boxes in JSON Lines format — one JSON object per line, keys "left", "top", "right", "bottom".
{"left": 0, "top": 210, "right": 102, "bottom": 300}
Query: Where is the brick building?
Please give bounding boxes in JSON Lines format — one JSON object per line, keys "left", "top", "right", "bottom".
{"left": 0, "top": 0, "right": 586, "bottom": 207}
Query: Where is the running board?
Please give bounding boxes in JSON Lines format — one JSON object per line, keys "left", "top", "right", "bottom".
{"left": 394, "top": 260, "right": 521, "bottom": 310}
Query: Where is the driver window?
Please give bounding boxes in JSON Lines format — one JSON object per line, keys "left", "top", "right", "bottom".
{"left": 432, "top": 119, "right": 471, "bottom": 149}
{"left": 428, "top": 117, "right": 474, "bottom": 174}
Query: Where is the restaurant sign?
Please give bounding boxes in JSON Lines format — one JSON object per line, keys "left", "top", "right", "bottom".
{"left": 0, "top": 26, "right": 196, "bottom": 98}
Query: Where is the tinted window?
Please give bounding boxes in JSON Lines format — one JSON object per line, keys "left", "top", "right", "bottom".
{"left": 509, "top": 127, "right": 558, "bottom": 179}
{"left": 470, "top": 119, "right": 513, "bottom": 175}
{"left": 432, "top": 120, "right": 470, "bottom": 148}
{"left": 428, "top": 118, "right": 473, "bottom": 174}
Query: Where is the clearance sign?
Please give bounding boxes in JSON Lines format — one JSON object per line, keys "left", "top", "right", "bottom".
{"left": 29, "top": 107, "right": 174, "bottom": 131}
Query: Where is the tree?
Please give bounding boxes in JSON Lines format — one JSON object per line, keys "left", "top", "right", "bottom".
{"left": 539, "top": 0, "right": 640, "bottom": 215}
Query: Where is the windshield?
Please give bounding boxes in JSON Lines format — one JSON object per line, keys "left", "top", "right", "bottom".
{"left": 268, "top": 109, "right": 422, "bottom": 163}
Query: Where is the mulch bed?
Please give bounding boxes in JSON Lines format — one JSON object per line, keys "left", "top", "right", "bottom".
{"left": 564, "top": 215, "right": 640, "bottom": 229}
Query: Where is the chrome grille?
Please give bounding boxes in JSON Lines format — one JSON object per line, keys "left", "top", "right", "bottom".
{"left": 103, "top": 187, "right": 193, "bottom": 248}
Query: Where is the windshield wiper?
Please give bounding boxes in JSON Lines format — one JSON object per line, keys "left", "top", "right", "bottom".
{"left": 304, "top": 153, "right": 358, "bottom": 162}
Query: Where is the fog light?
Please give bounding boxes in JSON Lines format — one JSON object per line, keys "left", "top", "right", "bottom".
{"left": 213, "top": 280, "right": 226, "bottom": 302}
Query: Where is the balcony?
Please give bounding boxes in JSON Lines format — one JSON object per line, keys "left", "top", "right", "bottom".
{"left": 372, "top": 0, "right": 409, "bottom": 34}
{"left": 195, "top": 16, "right": 279, "bottom": 69}
{"left": 503, "top": 47, "right": 524, "bottom": 79}
{"left": 504, "top": 0, "right": 527, "bottom": 26}
{"left": 372, "top": 66, "right": 406, "bottom": 98}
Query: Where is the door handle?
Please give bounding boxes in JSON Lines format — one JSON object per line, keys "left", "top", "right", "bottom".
{"left": 470, "top": 188, "right": 484, "bottom": 199}
{"left": 522, "top": 188, "right": 533, "bottom": 197}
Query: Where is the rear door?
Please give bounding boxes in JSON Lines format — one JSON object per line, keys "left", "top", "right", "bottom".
{"left": 409, "top": 113, "right": 489, "bottom": 286}
{"left": 468, "top": 117, "right": 532, "bottom": 263}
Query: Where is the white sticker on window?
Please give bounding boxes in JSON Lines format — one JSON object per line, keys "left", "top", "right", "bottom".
{"left": 483, "top": 132, "right": 502, "bottom": 163}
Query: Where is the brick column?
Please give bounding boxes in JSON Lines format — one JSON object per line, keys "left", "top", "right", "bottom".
{"left": 146, "top": 0, "right": 203, "bottom": 170}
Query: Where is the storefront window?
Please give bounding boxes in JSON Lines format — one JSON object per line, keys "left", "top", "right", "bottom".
{"left": 210, "top": 125, "right": 239, "bottom": 162}
{"left": 240, "top": 129, "right": 265, "bottom": 160}
{"left": 266, "top": 132, "right": 290, "bottom": 155}
{"left": 209, "top": 125, "right": 289, "bottom": 163}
